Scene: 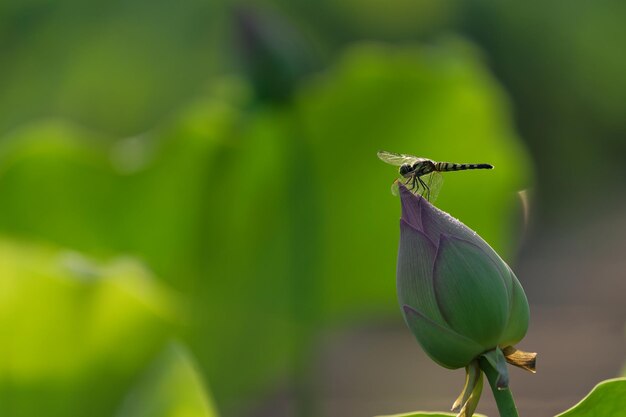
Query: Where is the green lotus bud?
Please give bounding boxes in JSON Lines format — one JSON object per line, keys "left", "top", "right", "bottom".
{"left": 397, "top": 183, "right": 529, "bottom": 366}
{"left": 395, "top": 183, "right": 536, "bottom": 416}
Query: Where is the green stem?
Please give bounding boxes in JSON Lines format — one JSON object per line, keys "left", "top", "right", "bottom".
{"left": 478, "top": 357, "right": 520, "bottom": 417}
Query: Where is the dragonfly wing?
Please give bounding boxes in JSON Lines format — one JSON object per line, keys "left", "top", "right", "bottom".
{"left": 419, "top": 171, "right": 444, "bottom": 202}
{"left": 391, "top": 179, "right": 400, "bottom": 196}
{"left": 377, "top": 150, "right": 421, "bottom": 167}
{"left": 391, "top": 177, "right": 414, "bottom": 196}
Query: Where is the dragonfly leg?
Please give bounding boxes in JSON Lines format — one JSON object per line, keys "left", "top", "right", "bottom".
{"left": 418, "top": 176, "right": 431, "bottom": 201}
{"left": 405, "top": 175, "right": 416, "bottom": 191}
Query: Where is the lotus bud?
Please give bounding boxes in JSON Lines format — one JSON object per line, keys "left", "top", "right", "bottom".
{"left": 395, "top": 183, "right": 536, "bottom": 416}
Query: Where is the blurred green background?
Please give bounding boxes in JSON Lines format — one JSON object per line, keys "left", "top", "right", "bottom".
{"left": 1, "top": 1, "right": 624, "bottom": 417}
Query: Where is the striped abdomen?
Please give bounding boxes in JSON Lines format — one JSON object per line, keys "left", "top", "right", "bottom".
{"left": 435, "top": 162, "right": 494, "bottom": 172}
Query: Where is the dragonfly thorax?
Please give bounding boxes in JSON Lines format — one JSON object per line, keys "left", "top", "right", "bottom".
{"left": 399, "top": 160, "right": 435, "bottom": 177}
{"left": 414, "top": 160, "right": 436, "bottom": 176}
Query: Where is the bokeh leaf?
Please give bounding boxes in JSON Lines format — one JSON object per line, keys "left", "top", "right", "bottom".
{"left": 0, "top": 91, "right": 298, "bottom": 413}
{"left": 0, "top": 237, "right": 177, "bottom": 417}
{"left": 464, "top": 0, "right": 626, "bottom": 209}
{"left": 0, "top": 0, "right": 226, "bottom": 135}
{"left": 116, "top": 343, "right": 218, "bottom": 417}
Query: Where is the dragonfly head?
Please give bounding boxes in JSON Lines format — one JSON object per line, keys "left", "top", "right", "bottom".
{"left": 399, "top": 164, "right": 413, "bottom": 177}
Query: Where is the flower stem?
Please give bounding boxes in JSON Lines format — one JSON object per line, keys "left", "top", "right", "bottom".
{"left": 478, "top": 357, "right": 520, "bottom": 417}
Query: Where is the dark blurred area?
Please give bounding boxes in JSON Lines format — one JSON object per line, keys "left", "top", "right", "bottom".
{"left": 0, "top": 1, "right": 624, "bottom": 417}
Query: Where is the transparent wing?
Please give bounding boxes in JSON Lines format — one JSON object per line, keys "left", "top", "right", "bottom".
{"left": 391, "top": 172, "right": 444, "bottom": 202}
{"left": 377, "top": 150, "right": 422, "bottom": 167}
{"left": 391, "top": 179, "right": 401, "bottom": 196}
{"left": 420, "top": 171, "right": 444, "bottom": 203}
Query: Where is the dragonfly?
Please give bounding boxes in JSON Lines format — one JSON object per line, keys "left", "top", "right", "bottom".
{"left": 377, "top": 150, "right": 494, "bottom": 201}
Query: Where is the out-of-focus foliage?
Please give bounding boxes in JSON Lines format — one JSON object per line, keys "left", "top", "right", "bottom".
{"left": 463, "top": 0, "right": 626, "bottom": 216}
{"left": 234, "top": 6, "right": 316, "bottom": 102}
{"left": 277, "top": 0, "right": 459, "bottom": 47}
{"left": 116, "top": 344, "right": 218, "bottom": 417}
{"left": 0, "top": 36, "right": 530, "bottom": 413}
{"left": 0, "top": 90, "right": 299, "bottom": 411}
{"left": 0, "top": 238, "right": 183, "bottom": 417}
{"left": 12, "top": 0, "right": 626, "bottom": 415}
{"left": 0, "top": 0, "right": 226, "bottom": 135}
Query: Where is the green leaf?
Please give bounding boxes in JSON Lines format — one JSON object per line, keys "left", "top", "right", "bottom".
{"left": 554, "top": 378, "right": 626, "bottom": 417}
{"left": 0, "top": 238, "right": 177, "bottom": 417}
{"left": 0, "top": 96, "right": 299, "bottom": 413}
{"left": 116, "top": 343, "right": 219, "bottom": 417}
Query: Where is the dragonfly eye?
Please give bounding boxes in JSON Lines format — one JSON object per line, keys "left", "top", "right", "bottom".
{"left": 399, "top": 164, "right": 411, "bottom": 176}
